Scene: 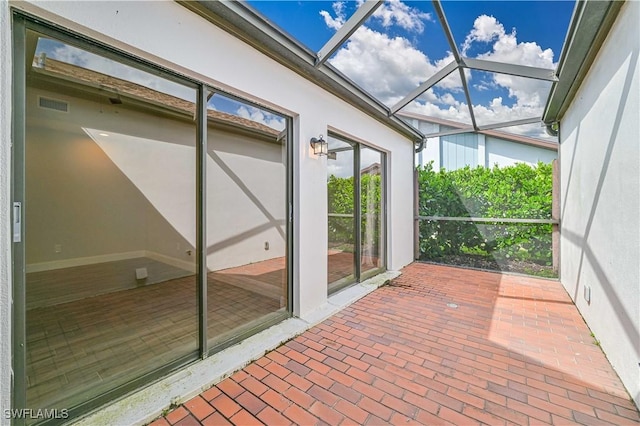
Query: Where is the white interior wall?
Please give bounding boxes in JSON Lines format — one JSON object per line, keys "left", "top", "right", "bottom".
{"left": 8, "top": 0, "right": 415, "bottom": 319}
{"left": 26, "top": 86, "right": 285, "bottom": 273}
{"left": 486, "top": 136, "right": 557, "bottom": 168}
{"left": 206, "top": 133, "right": 286, "bottom": 271}
{"left": 559, "top": 0, "right": 639, "bottom": 407}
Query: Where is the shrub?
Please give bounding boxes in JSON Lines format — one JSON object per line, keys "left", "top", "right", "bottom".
{"left": 417, "top": 162, "right": 553, "bottom": 264}
{"left": 327, "top": 174, "right": 382, "bottom": 251}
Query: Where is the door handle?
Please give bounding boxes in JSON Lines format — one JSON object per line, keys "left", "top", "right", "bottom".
{"left": 13, "top": 202, "right": 21, "bottom": 243}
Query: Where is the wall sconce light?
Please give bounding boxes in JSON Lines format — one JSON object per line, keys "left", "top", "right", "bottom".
{"left": 310, "top": 135, "right": 328, "bottom": 156}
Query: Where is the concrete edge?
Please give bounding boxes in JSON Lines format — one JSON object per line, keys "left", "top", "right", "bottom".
{"left": 71, "top": 270, "right": 401, "bottom": 426}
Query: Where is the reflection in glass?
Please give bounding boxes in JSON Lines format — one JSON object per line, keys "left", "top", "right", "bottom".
{"left": 25, "top": 31, "right": 198, "bottom": 410}
{"left": 206, "top": 93, "right": 289, "bottom": 348}
{"left": 417, "top": 220, "right": 556, "bottom": 278}
{"left": 327, "top": 137, "right": 356, "bottom": 292}
{"left": 360, "top": 147, "right": 384, "bottom": 277}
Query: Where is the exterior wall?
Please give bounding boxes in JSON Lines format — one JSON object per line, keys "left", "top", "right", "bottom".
{"left": 415, "top": 120, "right": 439, "bottom": 168}
{"left": 441, "top": 132, "right": 478, "bottom": 170}
{"left": 559, "top": 0, "right": 639, "bottom": 407}
{"left": 0, "top": 3, "right": 13, "bottom": 422}
{"left": 486, "top": 136, "right": 557, "bottom": 168}
{"left": 0, "top": 0, "right": 416, "bottom": 418}
{"left": 412, "top": 120, "right": 557, "bottom": 170}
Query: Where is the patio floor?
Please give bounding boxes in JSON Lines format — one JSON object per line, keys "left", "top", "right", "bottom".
{"left": 154, "top": 263, "right": 640, "bottom": 426}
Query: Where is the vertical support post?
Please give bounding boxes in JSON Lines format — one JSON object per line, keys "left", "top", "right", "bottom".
{"left": 284, "top": 126, "right": 293, "bottom": 312}
{"left": 477, "top": 133, "right": 486, "bottom": 168}
{"left": 12, "top": 14, "right": 27, "bottom": 420}
{"left": 354, "top": 144, "right": 362, "bottom": 280}
{"left": 552, "top": 159, "right": 560, "bottom": 274}
{"left": 414, "top": 168, "right": 420, "bottom": 260}
{"left": 197, "top": 85, "right": 208, "bottom": 358}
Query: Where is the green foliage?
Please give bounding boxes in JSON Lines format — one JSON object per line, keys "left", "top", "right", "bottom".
{"left": 327, "top": 174, "right": 382, "bottom": 251}
{"left": 417, "top": 162, "right": 553, "bottom": 265}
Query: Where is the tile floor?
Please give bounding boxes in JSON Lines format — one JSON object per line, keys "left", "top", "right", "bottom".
{"left": 154, "top": 263, "right": 640, "bottom": 426}
{"left": 26, "top": 258, "right": 287, "bottom": 410}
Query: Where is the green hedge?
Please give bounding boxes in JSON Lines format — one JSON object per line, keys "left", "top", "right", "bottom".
{"left": 417, "top": 162, "right": 553, "bottom": 265}
{"left": 327, "top": 174, "right": 381, "bottom": 251}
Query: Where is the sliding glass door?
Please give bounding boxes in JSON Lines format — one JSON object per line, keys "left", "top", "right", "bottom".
{"left": 22, "top": 28, "right": 200, "bottom": 412}
{"left": 12, "top": 16, "right": 292, "bottom": 422}
{"left": 360, "top": 147, "right": 385, "bottom": 279}
{"left": 327, "top": 135, "right": 385, "bottom": 294}
{"left": 327, "top": 138, "right": 356, "bottom": 292}
{"left": 205, "top": 93, "right": 290, "bottom": 350}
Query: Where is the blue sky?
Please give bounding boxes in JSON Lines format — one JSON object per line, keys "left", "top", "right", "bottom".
{"left": 250, "top": 1, "right": 573, "bottom": 57}
{"left": 249, "top": 0, "right": 576, "bottom": 138}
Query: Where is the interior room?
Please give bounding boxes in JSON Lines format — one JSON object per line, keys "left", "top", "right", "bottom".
{"left": 23, "top": 29, "right": 289, "bottom": 411}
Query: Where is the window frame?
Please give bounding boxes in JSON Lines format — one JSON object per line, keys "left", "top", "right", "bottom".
{"left": 11, "top": 11, "right": 294, "bottom": 422}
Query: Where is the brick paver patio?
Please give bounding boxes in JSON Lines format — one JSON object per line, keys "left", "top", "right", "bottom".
{"left": 153, "top": 263, "right": 640, "bottom": 425}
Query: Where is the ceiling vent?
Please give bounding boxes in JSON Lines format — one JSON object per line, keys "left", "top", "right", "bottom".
{"left": 38, "top": 96, "right": 69, "bottom": 113}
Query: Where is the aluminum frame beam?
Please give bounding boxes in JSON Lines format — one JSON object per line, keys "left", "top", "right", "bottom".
{"left": 424, "top": 127, "right": 475, "bottom": 138}
{"left": 431, "top": 0, "right": 461, "bottom": 62}
{"left": 462, "top": 58, "right": 558, "bottom": 81}
{"left": 476, "top": 117, "right": 542, "bottom": 131}
{"left": 394, "top": 1, "right": 551, "bottom": 133}
{"left": 389, "top": 60, "right": 457, "bottom": 114}
{"left": 423, "top": 116, "right": 543, "bottom": 138}
{"left": 457, "top": 67, "right": 477, "bottom": 129}
{"left": 543, "top": 0, "right": 622, "bottom": 123}
{"left": 316, "top": 0, "right": 383, "bottom": 67}
{"left": 431, "top": 0, "right": 477, "bottom": 129}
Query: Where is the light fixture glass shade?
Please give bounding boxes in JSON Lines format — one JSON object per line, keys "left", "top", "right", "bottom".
{"left": 311, "top": 136, "right": 328, "bottom": 156}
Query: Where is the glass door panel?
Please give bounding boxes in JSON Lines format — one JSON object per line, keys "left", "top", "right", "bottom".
{"left": 327, "top": 136, "right": 386, "bottom": 293}
{"left": 24, "top": 30, "right": 198, "bottom": 410}
{"left": 205, "top": 93, "right": 289, "bottom": 348}
{"left": 360, "top": 147, "right": 385, "bottom": 277}
{"left": 327, "top": 137, "right": 356, "bottom": 293}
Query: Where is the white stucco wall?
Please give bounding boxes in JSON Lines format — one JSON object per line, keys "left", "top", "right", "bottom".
{"left": 414, "top": 124, "right": 556, "bottom": 170}
{"left": 486, "top": 136, "right": 557, "bottom": 168}
{"left": 559, "top": 0, "right": 639, "bottom": 407}
{"left": 0, "top": 2, "right": 13, "bottom": 425}
{"left": 416, "top": 129, "right": 557, "bottom": 171}
{"left": 0, "top": 1, "right": 416, "bottom": 415}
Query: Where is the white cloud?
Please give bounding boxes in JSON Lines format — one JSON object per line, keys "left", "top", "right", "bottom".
{"left": 319, "top": 1, "right": 461, "bottom": 106}
{"left": 42, "top": 40, "right": 195, "bottom": 102}
{"left": 236, "top": 106, "right": 286, "bottom": 131}
{"left": 324, "top": 0, "right": 432, "bottom": 33}
{"left": 319, "top": 3, "right": 557, "bottom": 140}
{"left": 463, "top": 15, "right": 555, "bottom": 70}
{"left": 461, "top": 14, "right": 556, "bottom": 111}
{"left": 329, "top": 26, "right": 446, "bottom": 102}
{"left": 371, "top": 0, "right": 432, "bottom": 33}
{"left": 462, "top": 15, "right": 507, "bottom": 53}
{"left": 320, "top": 1, "right": 346, "bottom": 30}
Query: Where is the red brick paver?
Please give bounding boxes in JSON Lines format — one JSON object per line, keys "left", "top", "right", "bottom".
{"left": 161, "top": 263, "right": 640, "bottom": 425}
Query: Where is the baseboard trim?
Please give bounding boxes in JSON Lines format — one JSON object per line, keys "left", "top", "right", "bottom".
{"left": 26, "top": 250, "right": 195, "bottom": 274}
{"left": 26, "top": 251, "right": 146, "bottom": 273}
{"left": 146, "top": 251, "right": 196, "bottom": 274}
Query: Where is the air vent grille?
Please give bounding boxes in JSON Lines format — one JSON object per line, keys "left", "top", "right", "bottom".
{"left": 39, "top": 97, "right": 69, "bottom": 113}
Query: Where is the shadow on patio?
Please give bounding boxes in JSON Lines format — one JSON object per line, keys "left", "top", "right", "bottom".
{"left": 154, "top": 263, "right": 640, "bottom": 425}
